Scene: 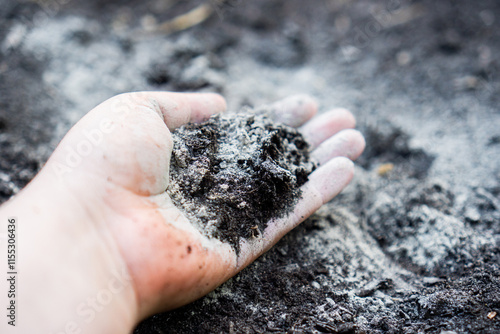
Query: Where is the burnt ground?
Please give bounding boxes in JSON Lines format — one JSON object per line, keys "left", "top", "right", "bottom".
{"left": 1, "top": 0, "right": 500, "bottom": 333}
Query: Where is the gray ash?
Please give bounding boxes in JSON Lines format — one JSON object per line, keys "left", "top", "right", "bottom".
{"left": 167, "top": 112, "right": 316, "bottom": 252}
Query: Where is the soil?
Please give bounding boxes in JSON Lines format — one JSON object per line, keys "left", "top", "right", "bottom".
{"left": 1, "top": 0, "right": 500, "bottom": 333}
{"left": 167, "top": 112, "right": 315, "bottom": 252}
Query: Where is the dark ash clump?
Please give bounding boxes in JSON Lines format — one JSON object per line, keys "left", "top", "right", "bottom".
{"left": 167, "top": 112, "right": 316, "bottom": 252}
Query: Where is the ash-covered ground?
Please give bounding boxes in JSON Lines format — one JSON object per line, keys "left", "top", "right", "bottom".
{"left": 1, "top": 0, "right": 499, "bottom": 333}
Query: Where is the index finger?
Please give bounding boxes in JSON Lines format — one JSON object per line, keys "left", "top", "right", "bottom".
{"left": 149, "top": 91, "right": 227, "bottom": 130}
{"left": 111, "top": 91, "right": 227, "bottom": 131}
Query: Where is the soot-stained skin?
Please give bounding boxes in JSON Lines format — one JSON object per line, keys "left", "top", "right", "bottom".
{"left": 167, "top": 112, "right": 316, "bottom": 252}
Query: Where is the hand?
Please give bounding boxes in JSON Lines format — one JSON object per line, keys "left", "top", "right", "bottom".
{"left": 0, "top": 92, "right": 364, "bottom": 333}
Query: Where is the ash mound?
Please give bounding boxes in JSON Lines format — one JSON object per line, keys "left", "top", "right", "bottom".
{"left": 167, "top": 112, "right": 316, "bottom": 251}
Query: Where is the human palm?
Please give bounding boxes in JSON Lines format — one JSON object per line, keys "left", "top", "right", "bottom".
{"left": 2, "top": 92, "right": 364, "bottom": 332}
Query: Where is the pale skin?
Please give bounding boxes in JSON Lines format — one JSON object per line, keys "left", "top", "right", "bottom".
{"left": 0, "top": 92, "right": 365, "bottom": 333}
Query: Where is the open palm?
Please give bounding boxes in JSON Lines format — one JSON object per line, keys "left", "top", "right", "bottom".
{"left": 5, "top": 92, "right": 364, "bottom": 332}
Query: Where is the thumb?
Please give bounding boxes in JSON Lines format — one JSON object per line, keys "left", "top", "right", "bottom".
{"left": 45, "top": 92, "right": 226, "bottom": 196}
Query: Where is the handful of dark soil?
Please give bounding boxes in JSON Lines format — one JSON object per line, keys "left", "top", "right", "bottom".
{"left": 167, "top": 111, "right": 316, "bottom": 252}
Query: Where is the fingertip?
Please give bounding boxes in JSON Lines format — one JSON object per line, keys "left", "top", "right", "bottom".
{"left": 342, "top": 129, "right": 366, "bottom": 161}
{"left": 308, "top": 157, "right": 354, "bottom": 204}
{"left": 292, "top": 94, "right": 319, "bottom": 117}
{"left": 312, "top": 129, "right": 366, "bottom": 164}
{"left": 331, "top": 108, "right": 356, "bottom": 128}
{"left": 300, "top": 108, "right": 358, "bottom": 148}
{"left": 354, "top": 129, "right": 366, "bottom": 160}
{"left": 332, "top": 156, "right": 355, "bottom": 180}
{"left": 205, "top": 93, "right": 228, "bottom": 113}
{"left": 188, "top": 92, "right": 227, "bottom": 122}
{"left": 268, "top": 94, "right": 318, "bottom": 127}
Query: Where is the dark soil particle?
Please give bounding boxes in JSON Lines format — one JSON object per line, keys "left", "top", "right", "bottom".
{"left": 167, "top": 112, "right": 315, "bottom": 252}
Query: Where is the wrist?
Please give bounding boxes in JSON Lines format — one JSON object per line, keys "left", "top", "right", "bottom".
{"left": 0, "top": 169, "right": 138, "bottom": 333}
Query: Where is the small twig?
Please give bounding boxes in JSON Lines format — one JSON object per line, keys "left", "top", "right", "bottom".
{"left": 155, "top": 3, "right": 214, "bottom": 35}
